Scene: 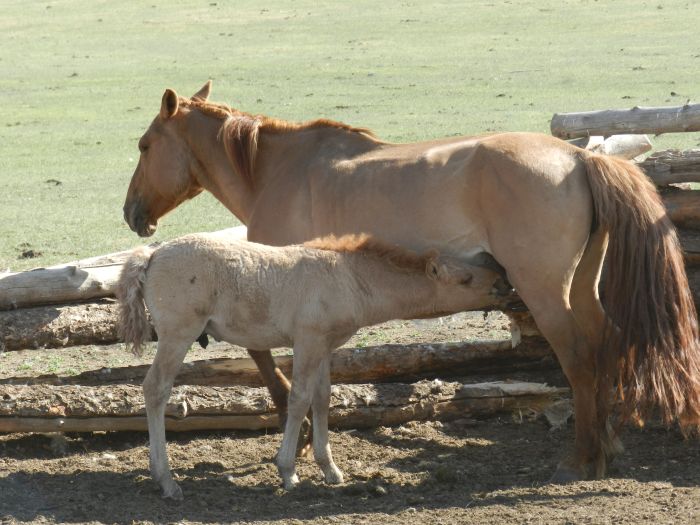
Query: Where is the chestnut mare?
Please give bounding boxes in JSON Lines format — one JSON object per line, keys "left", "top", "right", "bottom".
{"left": 123, "top": 81, "right": 700, "bottom": 482}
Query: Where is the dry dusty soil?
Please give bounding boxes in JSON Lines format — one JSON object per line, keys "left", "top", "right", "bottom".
{"left": 1, "top": 313, "right": 699, "bottom": 524}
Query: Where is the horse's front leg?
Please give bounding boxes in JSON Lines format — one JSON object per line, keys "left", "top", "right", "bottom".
{"left": 248, "top": 349, "right": 312, "bottom": 456}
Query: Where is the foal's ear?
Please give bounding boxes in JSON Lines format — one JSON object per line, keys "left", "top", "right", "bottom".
{"left": 160, "top": 89, "right": 179, "bottom": 119}
{"left": 192, "top": 80, "right": 212, "bottom": 101}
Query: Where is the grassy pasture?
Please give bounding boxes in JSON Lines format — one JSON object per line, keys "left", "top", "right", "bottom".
{"left": 1, "top": 0, "right": 699, "bottom": 270}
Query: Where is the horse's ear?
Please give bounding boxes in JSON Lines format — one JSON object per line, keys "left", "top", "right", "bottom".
{"left": 160, "top": 89, "right": 179, "bottom": 119}
{"left": 192, "top": 80, "right": 212, "bottom": 101}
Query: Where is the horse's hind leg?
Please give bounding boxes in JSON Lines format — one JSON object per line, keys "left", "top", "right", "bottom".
{"left": 143, "top": 334, "right": 193, "bottom": 500}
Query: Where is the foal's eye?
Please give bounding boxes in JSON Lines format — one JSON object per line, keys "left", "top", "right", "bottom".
{"left": 138, "top": 141, "right": 149, "bottom": 153}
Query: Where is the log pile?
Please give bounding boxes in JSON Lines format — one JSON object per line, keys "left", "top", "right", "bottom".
{"left": 0, "top": 380, "right": 569, "bottom": 433}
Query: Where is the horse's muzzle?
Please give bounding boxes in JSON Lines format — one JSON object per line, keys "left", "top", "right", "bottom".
{"left": 123, "top": 201, "right": 157, "bottom": 237}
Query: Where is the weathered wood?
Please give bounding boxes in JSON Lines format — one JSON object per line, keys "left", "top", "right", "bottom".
{"left": 662, "top": 189, "right": 700, "bottom": 230}
{"left": 551, "top": 103, "right": 700, "bottom": 139}
{"left": 0, "top": 380, "right": 570, "bottom": 433}
{"left": 0, "top": 340, "right": 557, "bottom": 387}
{"left": 569, "top": 134, "right": 653, "bottom": 160}
{"left": 0, "top": 264, "right": 123, "bottom": 311}
{"left": 0, "top": 300, "right": 133, "bottom": 352}
{"left": 639, "top": 149, "right": 700, "bottom": 186}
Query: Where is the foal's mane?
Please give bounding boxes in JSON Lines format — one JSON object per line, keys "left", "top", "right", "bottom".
{"left": 179, "top": 97, "right": 375, "bottom": 187}
{"left": 304, "top": 234, "right": 434, "bottom": 274}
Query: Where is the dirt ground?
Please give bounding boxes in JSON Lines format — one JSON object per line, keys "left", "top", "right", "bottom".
{"left": 1, "top": 313, "right": 699, "bottom": 524}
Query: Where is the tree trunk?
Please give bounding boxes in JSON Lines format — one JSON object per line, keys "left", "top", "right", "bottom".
{"left": 0, "top": 340, "right": 557, "bottom": 387}
{"left": 0, "top": 380, "right": 570, "bottom": 433}
{"left": 551, "top": 103, "right": 700, "bottom": 139}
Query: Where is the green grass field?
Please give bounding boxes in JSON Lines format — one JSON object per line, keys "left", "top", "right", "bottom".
{"left": 1, "top": 0, "right": 699, "bottom": 271}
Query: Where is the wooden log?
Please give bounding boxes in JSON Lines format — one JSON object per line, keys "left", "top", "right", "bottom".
{"left": 0, "top": 380, "right": 570, "bottom": 433}
{"left": 639, "top": 149, "right": 700, "bottom": 186}
{"left": 551, "top": 103, "right": 700, "bottom": 139}
{"left": 662, "top": 189, "right": 700, "bottom": 230}
{"left": 0, "top": 340, "right": 557, "bottom": 387}
{"left": 0, "top": 300, "right": 134, "bottom": 352}
{"left": 0, "top": 264, "right": 123, "bottom": 311}
{"left": 569, "top": 134, "right": 653, "bottom": 159}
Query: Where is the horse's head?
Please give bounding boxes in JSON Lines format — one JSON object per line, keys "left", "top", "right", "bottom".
{"left": 123, "top": 82, "right": 212, "bottom": 237}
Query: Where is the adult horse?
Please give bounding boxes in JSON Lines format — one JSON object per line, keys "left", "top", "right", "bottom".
{"left": 123, "top": 81, "right": 700, "bottom": 482}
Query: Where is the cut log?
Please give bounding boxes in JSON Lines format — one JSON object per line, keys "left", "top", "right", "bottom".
{"left": 569, "top": 134, "right": 653, "bottom": 160}
{"left": 639, "top": 149, "right": 700, "bottom": 186}
{"left": 0, "top": 380, "right": 570, "bottom": 433}
{"left": 551, "top": 103, "right": 700, "bottom": 139}
{"left": 662, "top": 189, "right": 700, "bottom": 230}
{"left": 0, "top": 340, "right": 557, "bottom": 387}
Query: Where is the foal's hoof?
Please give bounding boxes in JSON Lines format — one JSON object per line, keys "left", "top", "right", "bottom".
{"left": 323, "top": 465, "right": 344, "bottom": 485}
{"left": 282, "top": 472, "right": 300, "bottom": 491}
{"left": 161, "top": 481, "right": 184, "bottom": 501}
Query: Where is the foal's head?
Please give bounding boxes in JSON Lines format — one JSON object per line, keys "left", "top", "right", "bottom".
{"left": 123, "top": 82, "right": 212, "bottom": 237}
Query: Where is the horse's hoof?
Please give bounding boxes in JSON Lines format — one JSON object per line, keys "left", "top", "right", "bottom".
{"left": 548, "top": 464, "right": 583, "bottom": 484}
{"left": 161, "top": 481, "right": 184, "bottom": 500}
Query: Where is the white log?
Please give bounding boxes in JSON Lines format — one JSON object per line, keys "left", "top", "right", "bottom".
{"left": 552, "top": 103, "right": 700, "bottom": 139}
{"left": 570, "top": 134, "right": 653, "bottom": 160}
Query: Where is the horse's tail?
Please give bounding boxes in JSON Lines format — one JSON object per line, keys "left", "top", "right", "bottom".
{"left": 583, "top": 152, "right": 700, "bottom": 429}
{"left": 116, "top": 246, "right": 155, "bottom": 357}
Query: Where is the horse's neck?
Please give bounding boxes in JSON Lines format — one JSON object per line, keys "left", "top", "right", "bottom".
{"left": 187, "top": 113, "right": 256, "bottom": 223}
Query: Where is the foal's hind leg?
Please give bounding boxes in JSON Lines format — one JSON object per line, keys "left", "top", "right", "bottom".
{"left": 143, "top": 336, "right": 193, "bottom": 500}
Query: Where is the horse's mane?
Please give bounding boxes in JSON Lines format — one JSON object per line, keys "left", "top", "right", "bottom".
{"left": 179, "top": 97, "right": 375, "bottom": 187}
{"left": 304, "top": 234, "right": 434, "bottom": 274}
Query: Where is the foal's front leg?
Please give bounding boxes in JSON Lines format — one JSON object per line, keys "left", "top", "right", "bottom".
{"left": 311, "top": 355, "right": 343, "bottom": 484}
{"left": 276, "top": 339, "right": 325, "bottom": 489}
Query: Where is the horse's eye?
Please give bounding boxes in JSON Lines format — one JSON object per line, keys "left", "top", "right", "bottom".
{"left": 138, "top": 140, "right": 149, "bottom": 153}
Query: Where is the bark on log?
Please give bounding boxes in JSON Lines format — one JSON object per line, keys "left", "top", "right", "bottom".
{"left": 0, "top": 380, "right": 570, "bottom": 433}
{"left": 0, "top": 300, "right": 136, "bottom": 352}
{"left": 639, "top": 149, "right": 700, "bottom": 186}
{"left": 551, "top": 103, "right": 700, "bottom": 139}
{"left": 0, "top": 340, "right": 557, "bottom": 387}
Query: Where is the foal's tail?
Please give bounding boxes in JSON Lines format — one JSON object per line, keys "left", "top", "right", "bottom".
{"left": 116, "top": 246, "right": 155, "bottom": 357}
{"left": 583, "top": 152, "right": 700, "bottom": 429}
